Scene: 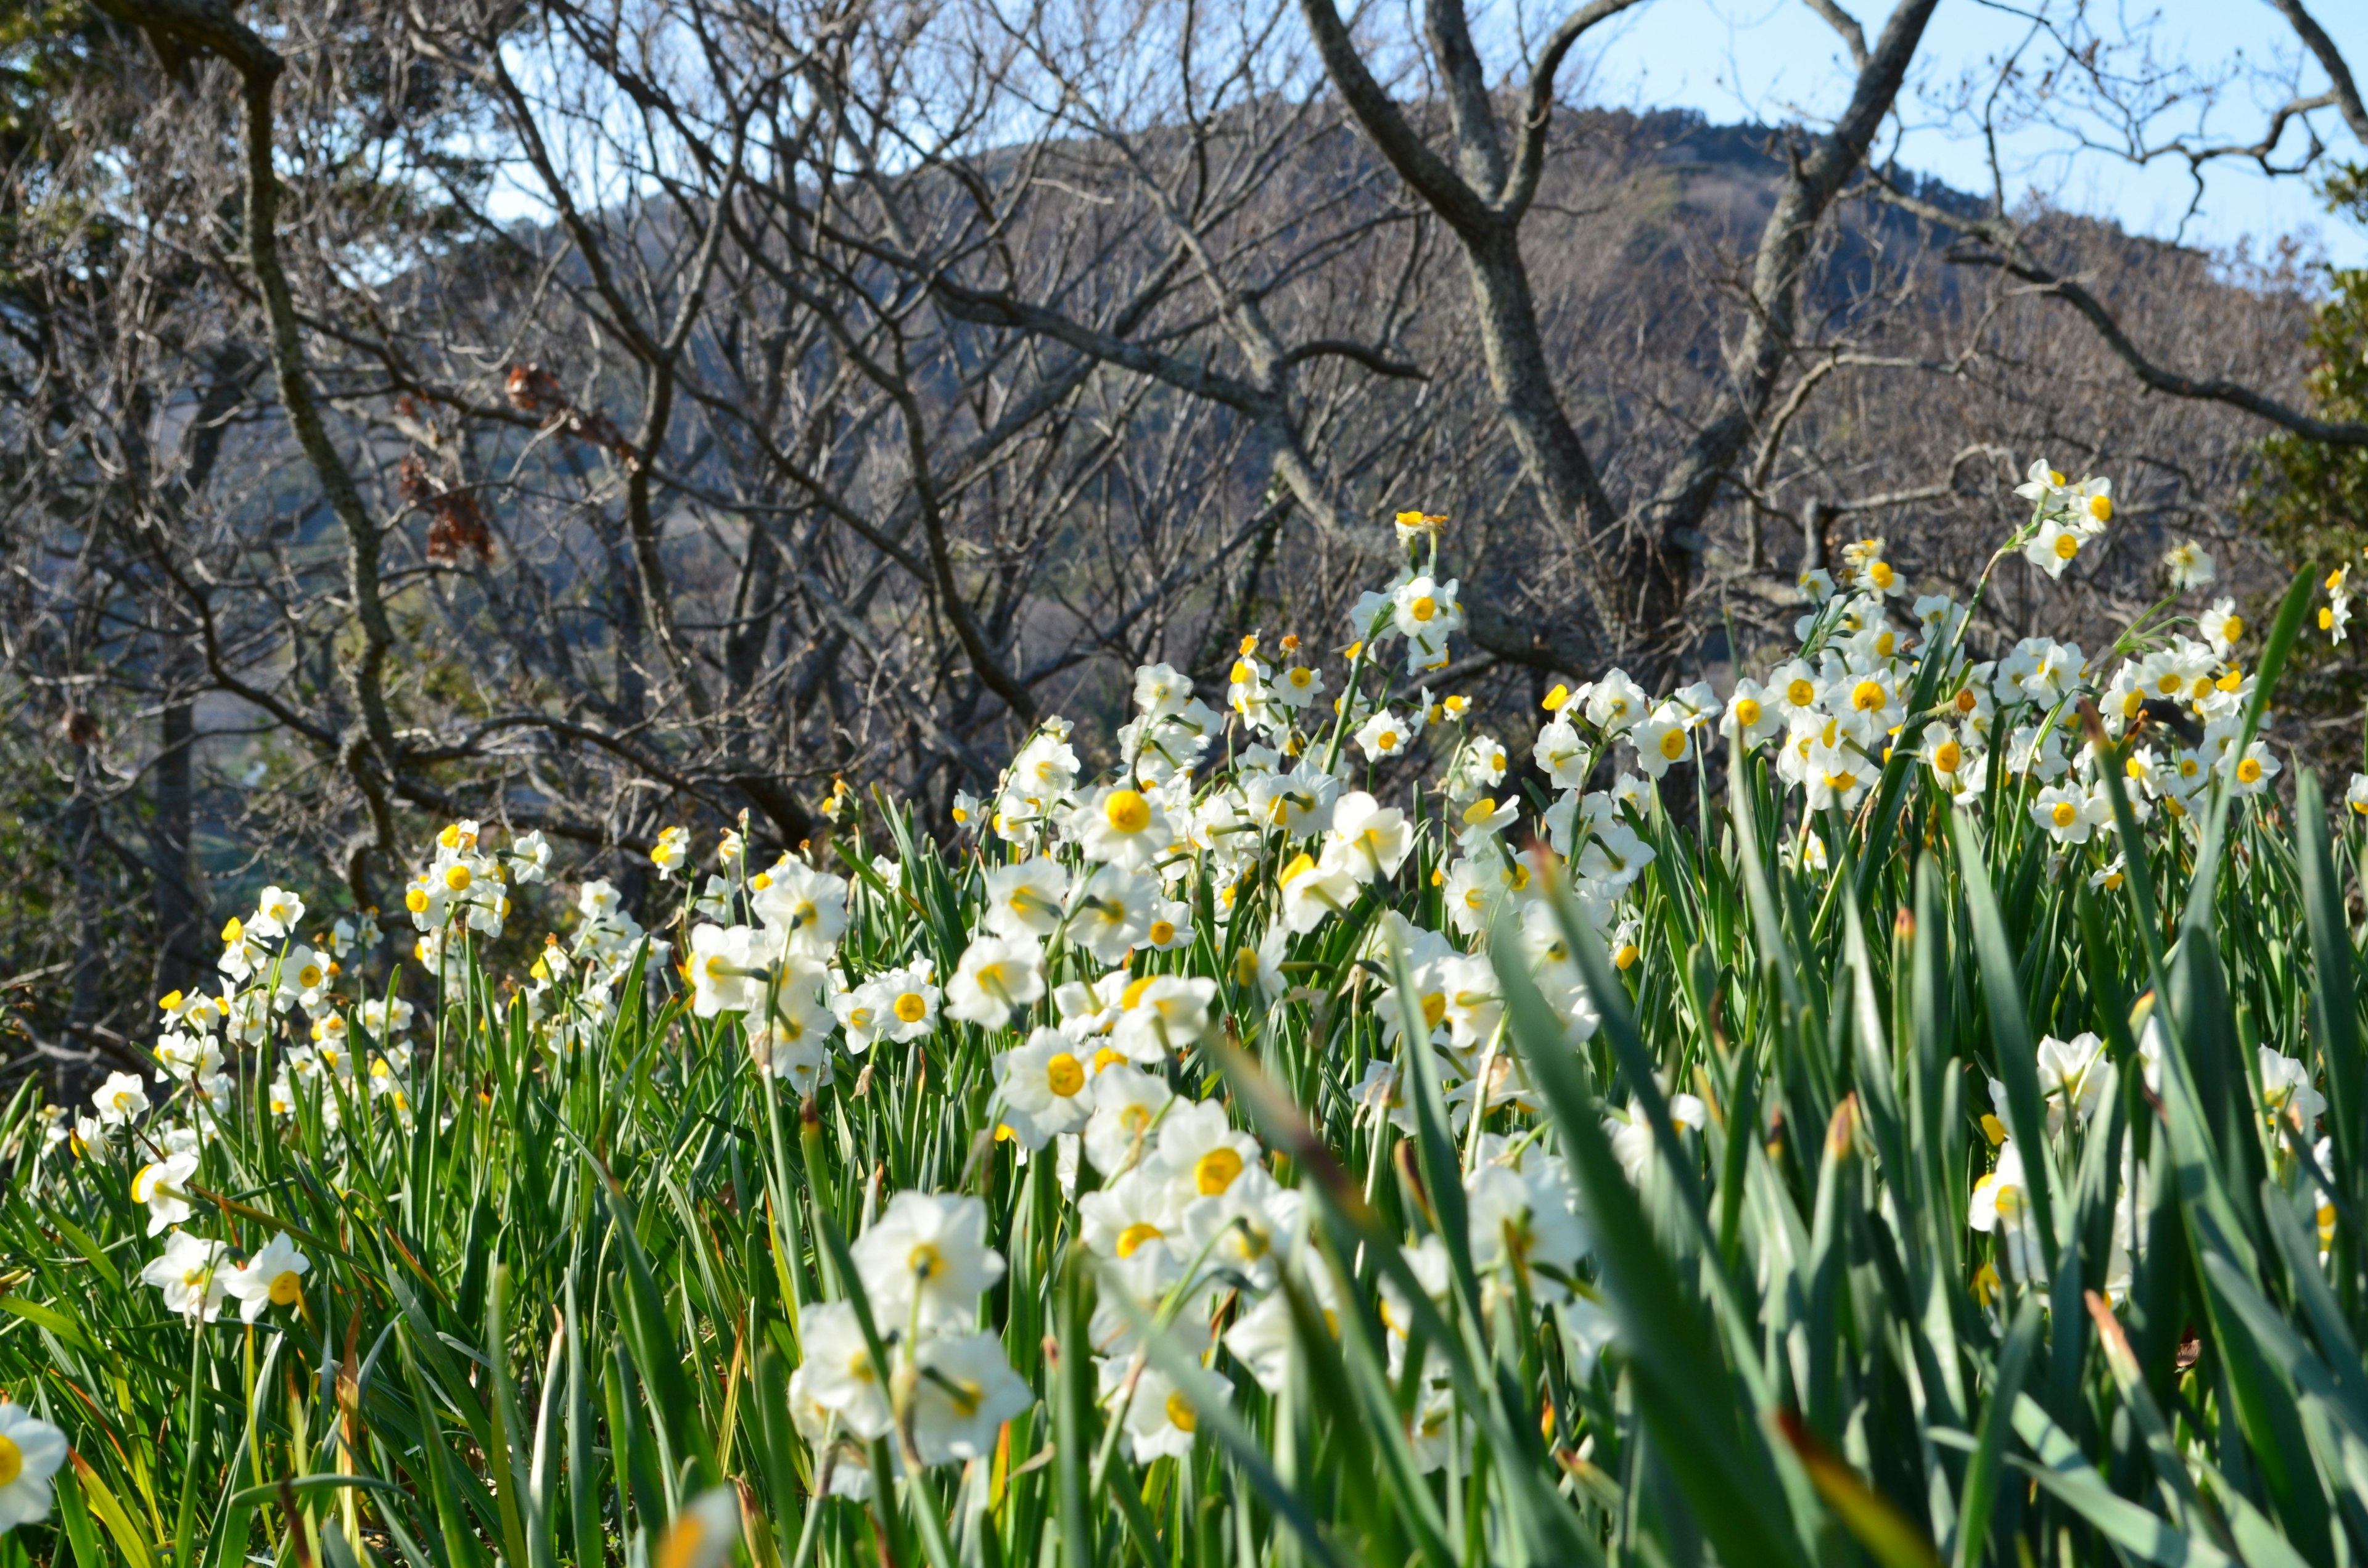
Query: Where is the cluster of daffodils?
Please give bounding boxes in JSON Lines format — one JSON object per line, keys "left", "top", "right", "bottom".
{"left": 1967, "top": 1016, "right": 2335, "bottom": 1307}
{"left": 792, "top": 1193, "right": 1032, "bottom": 1493}
{"left": 1734, "top": 513, "right": 2274, "bottom": 879}
{"left": 21, "top": 453, "right": 2359, "bottom": 1548}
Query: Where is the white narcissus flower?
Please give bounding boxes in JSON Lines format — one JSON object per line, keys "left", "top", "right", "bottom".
{"left": 249, "top": 885, "right": 306, "bottom": 940}
{"left": 1805, "top": 741, "right": 1871, "bottom": 813}
{"left": 1072, "top": 786, "right": 1171, "bottom": 872}
{"left": 509, "top": 828, "right": 551, "bottom": 884}
{"left": 1533, "top": 716, "right": 1590, "bottom": 789}
{"left": 1244, "top": 765, "right": 1338, "bottom": 837}
{"left": 1719, "top": 679, "right": 1783, "bottom": 749}
{"left": 1120, "top": 1365, "right": 1215, "bottom": 1463}
{"left": 2200, "top": 597, "right": 2245, "bottom": 658}
{"left": 1463, "top": 1159, "right": 1589, "bottom": 1305}
{"left": 93, "top": 1070, "right": 149, "bottom": 1127}
{"left": 981, "top": 860, "right": 1071, "bottom": 942}
{"left": 2224, "top": 741, "right": 2280, "bottom": 796}
{"left": 1083, "top": 1069, "right": 1174, "bottom": 1176}
{"left": 687, "top": 924, "right": 781, "bottom": 1017}
{"left": 993, "top": 1028, "right": 1093, "bottom": 1148}
{"left": 2023, "top": 517, "right": 2084, "bottom": 578}
{"left": 945, "top": 935, "right": 1046, "bottom": 1028}
{"left": 1148, "top": 1097, "right": 1260, "bottom": 1204}
{"left": 2163, "top": 539, "right": 2214, "bottom": 593}
{"left": 1276, "top": 851, "right": 1357, "bottom": 935}
{"left": 2258, "top": 1048, "right": 2326, "bottom": 1134}
{"left": 748, "top": 967, "right": 837, "bottom": 1088}
{"left": 1353, "top": 707, "right": 1412, "bottom": 763}
{"left": 2347, "top": 773, "right": 2368, "bottom": 818}
{"left": 1108, "top": 975, "right": 1219, "bottom": 1063}
{"left": 1133, "top": 662, "right": 1191, "bottom": 718}
{"left": 226, "top": 1232, "right": 311, "bottom": 1323}
{"left": 0, "top": 1402, "right": 67, "bottom": 1533}
{"left": 2013, "top": 457, "right": 2070, "bottom": 509}
{"left": 850, "top": 1192, "right": 1005, "bottom": 1332}
{"left": 1924, "top": 723, "right": 1973, "bottom": 786}
{"left": 2033, "top": 1033, "right": 2108, "bottom": 1130}
{"left": 908, "top": 1331, "right": 1032, "bottom": 1465}
{"left": 649, "top": 826, "right": 690, "bottom": 879}
{"left": 1969, "top": 1141, "right": 2047, "bottom": 1284}
{"left": 1222, "top": 1289, "right": 1304, "bottom": 1395}
{"left": 1009, "top": 729, "right": 1082, "bottom": 802}
{"left": 1326, "top": 792, "right": 1412, "bottom": 882}
{"left": 131, "top": 1150, "right": 200, "bottom": 1236}
{"left": 1629, "top": 705, "right": 1688, "bottom": 779}
{"left": 752, "top": 860, "right": 849, "bottom": 959}
{"left": 1268, "top": 662, "right": 1325, "bottom": 710}
{"left": 141, "top": 1230, "right": 230, "bottom": 1322}
{"left": 836, "top": 961, "right": 939, "bottom": 1053}
{"left": 1079, "top": 1166, "right": 1186, "bottom": 1277}
{"left": 797, "top": 1302, "right": 893, "bottom": 1440}
{"left": 1066, "top": 865, "right": 1154, "bottom": 964}
{"left": 1605, "top": 1096, "right": 1706, "bottom": 1185}
{"left": 1136, "top": 899, "right": 1191, "bottom": 953}
{"left": 2031, "top": 784, "right": 2107, "bottom": 846}
{"left": 1584, "top": 669, "right": 1649, "bottom": 737}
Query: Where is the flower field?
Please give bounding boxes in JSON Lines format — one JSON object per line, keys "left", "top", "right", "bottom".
{"left": 4, "top": 470, "right": 2367, "bottom": 1567}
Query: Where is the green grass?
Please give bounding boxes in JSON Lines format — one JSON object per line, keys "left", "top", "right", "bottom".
{"left": 2, "top": 507, "right": 2365, "bottom": 1568}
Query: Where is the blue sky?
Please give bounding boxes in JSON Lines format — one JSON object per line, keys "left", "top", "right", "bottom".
{"left": 1569, "top": 0, "right": 2368, "bottom": 266}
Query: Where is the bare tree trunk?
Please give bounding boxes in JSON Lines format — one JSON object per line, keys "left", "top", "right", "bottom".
{"left": 62, "top": 749, "right": 107, "bottom": 1090}
{"left": 150, "top": 696, "right": 204, "bottom": 992}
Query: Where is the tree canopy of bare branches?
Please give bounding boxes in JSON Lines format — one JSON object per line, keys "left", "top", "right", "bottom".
{"left": 4, "top": 0, "right": 2364, "bottom": 1085}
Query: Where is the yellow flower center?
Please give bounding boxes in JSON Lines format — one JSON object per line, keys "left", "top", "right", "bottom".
{"left": 445, "top": 864, "right": 472, "bottom": 891}
{"left": 848, "top": 1006, "right": 874, "bottom": 1032}
{"left": 1613, "top": 943, "right": 1639, "bottom": 971}
{"left": 2089, "top": 495, "right": 2111, "bottom": 522}
{"left": 1230, "top": 660, "right": 1253, "bottom": 685}
{"left": 1870, "top": 562, "right": 1894, "bottom": 589}
{"left": 269, "top": 1270, "right": 303, "bottom": 1305}
{"left": 1148, "top": 919, "right": 1176, "bottom": 946}
{"left": 1193, "top": 1146, "right": 1245, "bottom": 1196}
{"left": 406, "top": 888, "right": 430, "bottom": 913}
{"left": 1121, "top": 975, "right": 1157, "bottom": 1011}
{"left": 298, "top": 965, "right": 323, "bottom": 989}
{"left": 2052, "top": 802, "right": 2077, "bottom": 829}
{"left": 1851, "top": 679, "right": 1884, "bottom": 712}
{"left": 1421, "top": 992, "right": 1447, "bottom": 1028}
{"left": 895, "top": 991, "right": 929, "bottom": 1024}
{"left": 1104, "top": 790, "right": 1151, "bottom": 834}
{"left": 2237, "top": 757, "right": 2263, "bottom": 784}
{"left": 1733, "top": 698, "right": 1761, "bottom": 727}
{"left": 1117, "top": 1222, "right": 1164, "bottom": 1259}
{"left": 1376, "top": 728, "right": 1399, "bottom": 751}
{"left": 1165, "top": 1390, "right": 1198, "bottom": 1433}
{"left": 2222, "top": 615, "right": 2243, "bottom": 642}
{"left": 0, "top": 1433, "right": 21, "bottom": 1486}
{"left": 1786, "top": 679, "right": 1815, "bottom": 707}
{"left": 1410, "top": 596, "right": 1437, "bottom": 623}
{"left": 2054, "top": 533, "right": 2079, "bottom": 562}
{"left": 1046, "top": 1054, "right": 1084, "bottom": 1097}
{"left": 1933, "top": 741, "right": 1963, "bottom": 774}
{"left": 907, "top": 1241, "right": 946, "bottom": 1281}
{"left": 1289, "top": 668, "right": 1312, "bottom": 688}
{"left": 1954, "top": 689, "right": 1978, "bottom": 714}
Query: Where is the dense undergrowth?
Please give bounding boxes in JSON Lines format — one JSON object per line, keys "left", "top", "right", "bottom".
{"left": 2, "top": 475, "right": 2366, "bottom": 1568}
